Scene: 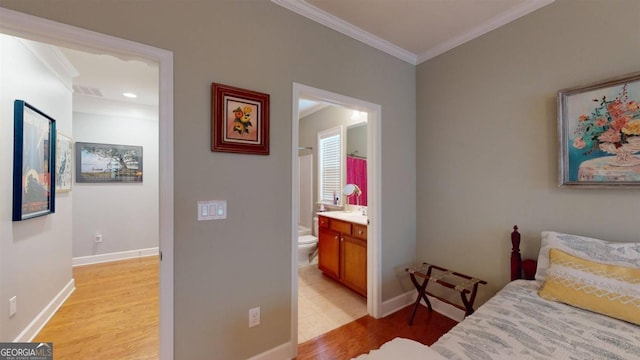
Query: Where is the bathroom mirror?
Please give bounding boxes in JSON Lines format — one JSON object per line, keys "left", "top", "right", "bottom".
{"left": 342, "top": 183, "right": 361, "bottom": 196}
{"left": 342, "top": 184, "right": 361, "bottom": 206}
{"left": 346, "top": 122, "right": 367, "bottom": 206}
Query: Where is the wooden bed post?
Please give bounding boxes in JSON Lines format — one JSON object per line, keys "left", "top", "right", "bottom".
{"left": 510, "top": 225, "right": 522, "bottom": 281}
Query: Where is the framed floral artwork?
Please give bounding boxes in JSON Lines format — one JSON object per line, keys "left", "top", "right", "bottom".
{"left": 559, "top": 71, "right": 640, "bottom": 186}
{"left": 211, "top": 82, "right": 269, "bottom": 155}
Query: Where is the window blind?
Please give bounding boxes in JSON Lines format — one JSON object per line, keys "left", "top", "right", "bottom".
{"left": 319, "top": 129, "right": 341, "bottom": 204}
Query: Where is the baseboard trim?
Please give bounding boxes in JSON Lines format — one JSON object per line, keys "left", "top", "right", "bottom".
{"left": 381, "top": 290, "right": 465, "bottom": 322}
{"left": 246, "top": 341, "right": 294, "bottom": 360}
{"left": 381, "top": 290, "right": 415, "bottom": 317}
{"left": 429, "top": 295, "right": 465, "bottom": 323}
{"left": 14, "top": 278, "right": 75, "bottom": 342}
{"left": 72, "top": 247, "right": 159, "bottom": 267}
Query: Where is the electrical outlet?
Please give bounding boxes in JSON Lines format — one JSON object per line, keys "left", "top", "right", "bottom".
{"left": 9, "top": 296, "right": 17, "bottom": 317}
{"left": 95, "top": 233, "right": 102, "bottom": 243}
{"left": 249, "top": 307, "right": 260, "bottom": 327}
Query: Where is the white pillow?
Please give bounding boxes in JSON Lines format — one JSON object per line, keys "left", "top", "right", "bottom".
{"left": 535, "top": 231, "right": 640, "bottom": 282}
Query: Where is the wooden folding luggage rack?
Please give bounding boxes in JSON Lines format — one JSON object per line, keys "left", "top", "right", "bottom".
{"left": 405, "top": 263, "right": 486, "bottom": 325}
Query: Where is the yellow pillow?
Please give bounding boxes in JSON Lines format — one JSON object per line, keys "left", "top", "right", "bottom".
{"left": 539, "top": 248, "right": 640, "bottom": 325}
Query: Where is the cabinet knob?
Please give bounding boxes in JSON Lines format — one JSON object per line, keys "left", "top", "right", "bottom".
{"left": 358, "top": 230, "right": 363, "bottom": 235}
{"left": 334, "top": 235, "right": 338, "bottom": 240}
{"left": 340, "top": 237, "right": 344, "bottom": 242}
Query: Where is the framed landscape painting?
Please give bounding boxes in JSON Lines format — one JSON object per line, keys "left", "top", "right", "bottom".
{"left": 13, "top": 100, "right": 56, "bottom": 221}
{"left": 211, "top": 82, "right": 270, "bottom": 155}
{"left": 559, "top": 71, "right": 640, "bottom": 187}
{"left": 75, "top": 142, "right": 143, "bottom": 183}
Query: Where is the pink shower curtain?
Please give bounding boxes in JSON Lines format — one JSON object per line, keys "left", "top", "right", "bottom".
{"left": 346, "top": 156, "right": 367, "bottom": 206}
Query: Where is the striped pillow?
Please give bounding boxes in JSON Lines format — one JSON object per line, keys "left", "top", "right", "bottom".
{"left": 539, "top": 248, "right": 640, "bottom": 325}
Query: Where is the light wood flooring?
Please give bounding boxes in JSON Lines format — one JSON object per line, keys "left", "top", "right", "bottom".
{"left": 298, "top": 264, "right": 368, "bottom": 343}
{"left": 34, "top": 256, "right": 159, "bottom": 360}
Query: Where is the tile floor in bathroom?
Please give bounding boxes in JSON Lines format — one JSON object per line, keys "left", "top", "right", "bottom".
{"left": 297, "top": 261, "right": 367, "bottom": 343}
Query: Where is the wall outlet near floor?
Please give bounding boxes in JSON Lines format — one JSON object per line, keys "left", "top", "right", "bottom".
{"left": 95, "top": 233, "right": 103, "bottom": 243}
{"left": 9, "top": 296, "right": 17, "bottom": 317}
{"left": 249, "top": 307, "right": 260, "bottom": 327}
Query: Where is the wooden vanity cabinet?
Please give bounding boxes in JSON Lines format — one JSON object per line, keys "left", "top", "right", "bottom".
{"left": 318, "top": 215, "right": 367, "bottom": 297}
{"left": 318, "top": 226, "right": 340, "bottom": 279}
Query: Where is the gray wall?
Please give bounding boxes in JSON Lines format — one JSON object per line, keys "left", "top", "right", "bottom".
{"left": 0, "top": 35, "right": 73, "bottom": 341}
{"left": 0, "top": 2, "right": 416, "bottom": 358}
{"left": 416, "top": 0, "right": 640, "bottom": 303}
{"left": 72, "top": 112, "right": 159, "bottom": 258}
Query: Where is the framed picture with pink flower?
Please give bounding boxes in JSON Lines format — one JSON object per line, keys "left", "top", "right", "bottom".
{"left": 211, "top": 82, "right": 269, "bottom": 155}
{"left": 559, "top": 72, "right": 640, "bottom": 186}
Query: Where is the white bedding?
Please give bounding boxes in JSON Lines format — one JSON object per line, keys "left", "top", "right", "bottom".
{"left": 351, "top": 337, "right": 445, "bottom": 360}
{"left": 355, "top": 280, "right": 640, "bottom": 360}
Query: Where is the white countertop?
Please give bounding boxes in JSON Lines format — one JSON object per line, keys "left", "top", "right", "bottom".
{"left": 318, "top": 211, "right": 368, "bottom": 225}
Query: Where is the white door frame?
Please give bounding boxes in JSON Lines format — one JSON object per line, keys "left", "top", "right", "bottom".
{"left": 0, "top": 8, "right": 174, "bottom": 360}
{"left": 290, "top": 83, "right": 381, "bottom": 349}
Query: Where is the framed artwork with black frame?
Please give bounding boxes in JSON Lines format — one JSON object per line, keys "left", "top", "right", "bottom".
{"left": 13, "top": 100, "right": 56, "bottom": 221}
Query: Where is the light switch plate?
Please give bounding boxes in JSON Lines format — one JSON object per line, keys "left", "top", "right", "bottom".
{"left": 197, "top": 200, "right": 227, "bottom": 221}
{"left": 9, "top": 296, "right": 16, "bottom": 317}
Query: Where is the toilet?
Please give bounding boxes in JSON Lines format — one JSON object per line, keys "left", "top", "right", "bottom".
{"left": 298, "top": 217, "right": 318, "bottom": 266}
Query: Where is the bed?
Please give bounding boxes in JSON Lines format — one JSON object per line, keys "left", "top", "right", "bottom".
{"left": 354, "top": 226, "right": 640, "bottom": 359}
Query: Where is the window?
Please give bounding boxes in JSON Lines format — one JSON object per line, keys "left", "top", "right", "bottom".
{"left": 318, "top": 126, "right": 344, "bottom": 204}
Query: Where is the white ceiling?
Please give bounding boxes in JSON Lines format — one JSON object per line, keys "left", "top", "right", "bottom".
{"left": 274, "top": 0, "right": 555, "bottom": 64}
{"left": 60, "top": 47, "right": 159, "bottom": 120}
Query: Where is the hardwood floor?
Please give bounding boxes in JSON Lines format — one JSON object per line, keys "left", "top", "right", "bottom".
{"left": 34, "top": 256, "right": 159, "bottom": 360}
{"left": 34, "top": 256, "right": 453, "bottom": 360}
{"left": 296, "top": 305, "right": 457, "bottom": 360}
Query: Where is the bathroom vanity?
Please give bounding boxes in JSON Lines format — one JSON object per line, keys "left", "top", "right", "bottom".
{"left": 317, "top": 212, "right": 367, "bottom": 297}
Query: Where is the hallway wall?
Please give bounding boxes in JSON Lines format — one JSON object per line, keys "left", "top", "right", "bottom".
{"left": 0, "top": 34, "right": 73, "bottom": 341}
{"left": 72, "top": 111, "right": 159, "bottom": 258}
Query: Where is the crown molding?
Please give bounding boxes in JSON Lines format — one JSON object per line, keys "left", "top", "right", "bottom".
{"left": 272, "top": 0, "right": 418, "bottom": 65}
{"left": 274, "top": 0, "right": 555, "bottom": 66}
{"left": 416, "top": 0, "right": 555, "bottom": 63}
{"left": 17, "top": 38, "right": 79, "bottom": 90}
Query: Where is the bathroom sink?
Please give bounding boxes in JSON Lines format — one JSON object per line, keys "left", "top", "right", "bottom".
{"left": 319, "top": 211, "right": 367, "bottom": 225}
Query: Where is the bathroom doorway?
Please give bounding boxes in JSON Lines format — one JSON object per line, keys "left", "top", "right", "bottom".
{"left": 290, "top": 83, "right": 381, "bottom": 347}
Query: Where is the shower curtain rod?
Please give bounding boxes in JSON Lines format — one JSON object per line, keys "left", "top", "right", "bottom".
{"left": 348, "top": 153, "right": 367, "bottom": 160}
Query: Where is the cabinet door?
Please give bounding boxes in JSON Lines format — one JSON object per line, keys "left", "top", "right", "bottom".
{"left": 318, "top": 227, "right": 340, "bottom": 280}
{"left": 340, "top": 235, "right": 367, "bottom": 297}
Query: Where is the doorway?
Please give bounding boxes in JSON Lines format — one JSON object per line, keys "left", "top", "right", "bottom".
{"left": 0, "top": 8, "right": 174, "bottom": 360}
{"left": 290, "top": 83, "right": 381, "bottom": 347}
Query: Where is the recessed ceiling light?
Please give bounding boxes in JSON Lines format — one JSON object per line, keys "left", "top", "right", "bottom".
{"left": 123, "top": 92, "right": 137, "bottom": 98}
